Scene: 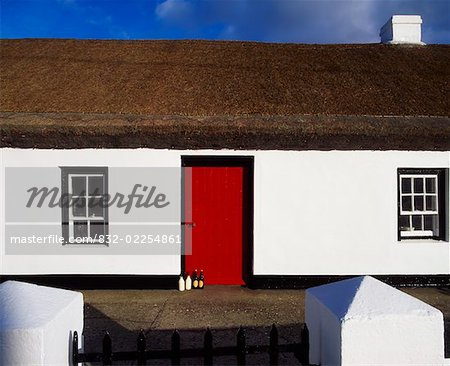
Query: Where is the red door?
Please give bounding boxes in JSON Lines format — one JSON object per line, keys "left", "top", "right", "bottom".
{"left": 185, "top": 166, "right": 245, "bottom": 285}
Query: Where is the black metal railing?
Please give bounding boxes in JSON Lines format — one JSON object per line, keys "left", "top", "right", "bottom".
{"left": 72, "top": 323, "right": 310, "bottom": 365}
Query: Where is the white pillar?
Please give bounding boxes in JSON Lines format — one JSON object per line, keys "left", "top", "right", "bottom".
{"left": 0, "top": 281, "right": 84, "bottom": 365}
{"left": 305, "top": 276, "right": 446, "bottom": 365}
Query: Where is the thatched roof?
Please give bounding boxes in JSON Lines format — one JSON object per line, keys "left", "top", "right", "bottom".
{"left": 2, "top": 39, "right": 449, "bottom": 116}
{"left": 1, "top": 39, "right": 449, "bottom": 150}
{"left": 2, "top": 112, "right": 449, "bottom": 150}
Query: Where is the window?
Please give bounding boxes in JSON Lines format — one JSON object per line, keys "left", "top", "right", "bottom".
{"left": 398, "top": 168, "right": 448, "bottom": 241}
{"left": 61, "top": 167, "right": 108, "bottom": 244}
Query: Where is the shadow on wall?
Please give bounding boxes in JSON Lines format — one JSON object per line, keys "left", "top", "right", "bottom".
{"left": 83, "top": 304, "right": 308, "bottom": 365}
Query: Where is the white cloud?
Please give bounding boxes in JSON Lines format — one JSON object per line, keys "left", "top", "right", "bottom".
{"left": 155, "top": 0, "right": 192, "bottom": 22}
{"left": 152, "top": 0, "right": 445, "bottom": 43}
{"left": 244, "top": 0, "right": 380, "bottom": 43}
{"left": 220, "top": 25, "right": 237, "bottom": 39}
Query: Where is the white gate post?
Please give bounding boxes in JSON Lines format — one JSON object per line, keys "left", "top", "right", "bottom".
{"left": 305, "top": 276, "right": 446, "bottom": 366}
{"left": 0, "top": 281, "right": 84, "bottom": 365}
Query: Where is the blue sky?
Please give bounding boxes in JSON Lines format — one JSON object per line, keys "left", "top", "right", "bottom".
{"left": 1, "top": 0, "right": 449, "bottom": 44}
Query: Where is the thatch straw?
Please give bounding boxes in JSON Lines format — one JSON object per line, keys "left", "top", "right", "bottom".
{"left": 2, "top": 112, "right": 449, "bottom": 150}
{"left": 1, "top": 39, "right": 449, "bottom": 117}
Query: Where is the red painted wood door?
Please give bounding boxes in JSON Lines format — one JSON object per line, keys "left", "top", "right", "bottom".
{"left": 185, "top": 167, "right": 244, "bottom": 285}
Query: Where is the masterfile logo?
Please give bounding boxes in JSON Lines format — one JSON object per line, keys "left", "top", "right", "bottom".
{"left": 26, "top": 183, "right": 171, "bottom": 213}
{"left": 4, "top": 167, "right": 192, "bottom": 256}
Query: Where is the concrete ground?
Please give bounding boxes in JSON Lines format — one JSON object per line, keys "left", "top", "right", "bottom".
{"left": 80, "top": 286, "right": 449, "bottom": 365}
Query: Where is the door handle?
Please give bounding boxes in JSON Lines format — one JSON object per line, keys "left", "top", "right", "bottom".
{"left": 181, "top": 222, "right": 196, "bottom": 227}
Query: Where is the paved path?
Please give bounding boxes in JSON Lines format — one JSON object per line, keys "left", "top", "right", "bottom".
{"left": 80, "top": 286, "right": 449, "bottom": 364}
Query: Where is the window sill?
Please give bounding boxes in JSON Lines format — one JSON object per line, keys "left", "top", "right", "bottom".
{"left": 400, "top": 230, "right": 434, "bottom": 238}
{"left": 397, "top": 238, "right": 448, "bottom": 244}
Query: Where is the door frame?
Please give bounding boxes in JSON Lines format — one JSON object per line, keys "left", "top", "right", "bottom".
{"left": 181, "top": 156, "right": 254, "bottom": 286}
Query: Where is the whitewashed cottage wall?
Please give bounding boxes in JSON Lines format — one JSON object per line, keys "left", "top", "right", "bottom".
{"left": 1, "top": 148, "right": 449, "bottom": 276}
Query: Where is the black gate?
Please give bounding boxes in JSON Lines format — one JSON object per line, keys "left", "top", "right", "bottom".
{"left": 72, "top": 324, "right": 310, "bottom": 365}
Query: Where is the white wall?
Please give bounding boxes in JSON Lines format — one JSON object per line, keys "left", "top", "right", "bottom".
{"left": 253, "top": 150, "right": 450, "bottom": 275}
{"left": 1, "top": 148, "right": 449, "bottom": 276}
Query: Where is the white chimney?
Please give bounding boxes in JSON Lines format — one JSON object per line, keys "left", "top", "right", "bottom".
{"left": 380, "top": 15, "right": 425, "bottom": 45}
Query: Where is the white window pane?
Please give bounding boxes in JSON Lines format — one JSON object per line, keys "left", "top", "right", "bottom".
{"left": 88, "top": 198, "right": 104, "bottom": 218}
{"left": 413, "top": 178, "right": 424, "bottom": 193}
{"left": 72, "top": 177, "right": 86, "bottom": 196}
{"left": 90, "top": 222, "right": 105, "bottom": 238}
{"left": 414, "top": 196, "right": 424, "bottom": 211}
{"left": 425, "top": 178, "right": 436, "bottom": 193}
{"left": 426, "top": 196, "right": 437, "bottom": 211}
{"left": 73, "top": 221, "right": 88, "bottom": 239}
{"left": 412, "top": 215, "right": 422, "bottom": 231}
{"left": 88, "top": 176, "right": 104, "bottom": 196}
{"left": 399, "top": 215, "right": 410, "bottom": 231}
{"left": 424, "top": 215, "right": 438, "bottom": 233}
{"left": 72, "top": 198, "right": 86, "bottom": 217}
{"left": 401, "top": 178, "right": 412, "bottom": 193}
{"left": 402, "top": 196, "right": 412, "bottom": 211}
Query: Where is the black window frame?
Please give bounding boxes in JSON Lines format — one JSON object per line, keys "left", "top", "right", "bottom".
{"left": 397, "top": 168, "right": 448, "bottom": 241}
{"left": 60, "top": 167, "right": 109, "bottom": 244}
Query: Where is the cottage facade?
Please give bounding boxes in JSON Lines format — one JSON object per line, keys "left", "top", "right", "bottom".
{"left": 1, "top": 39, "right": 449, "bottom": 287}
